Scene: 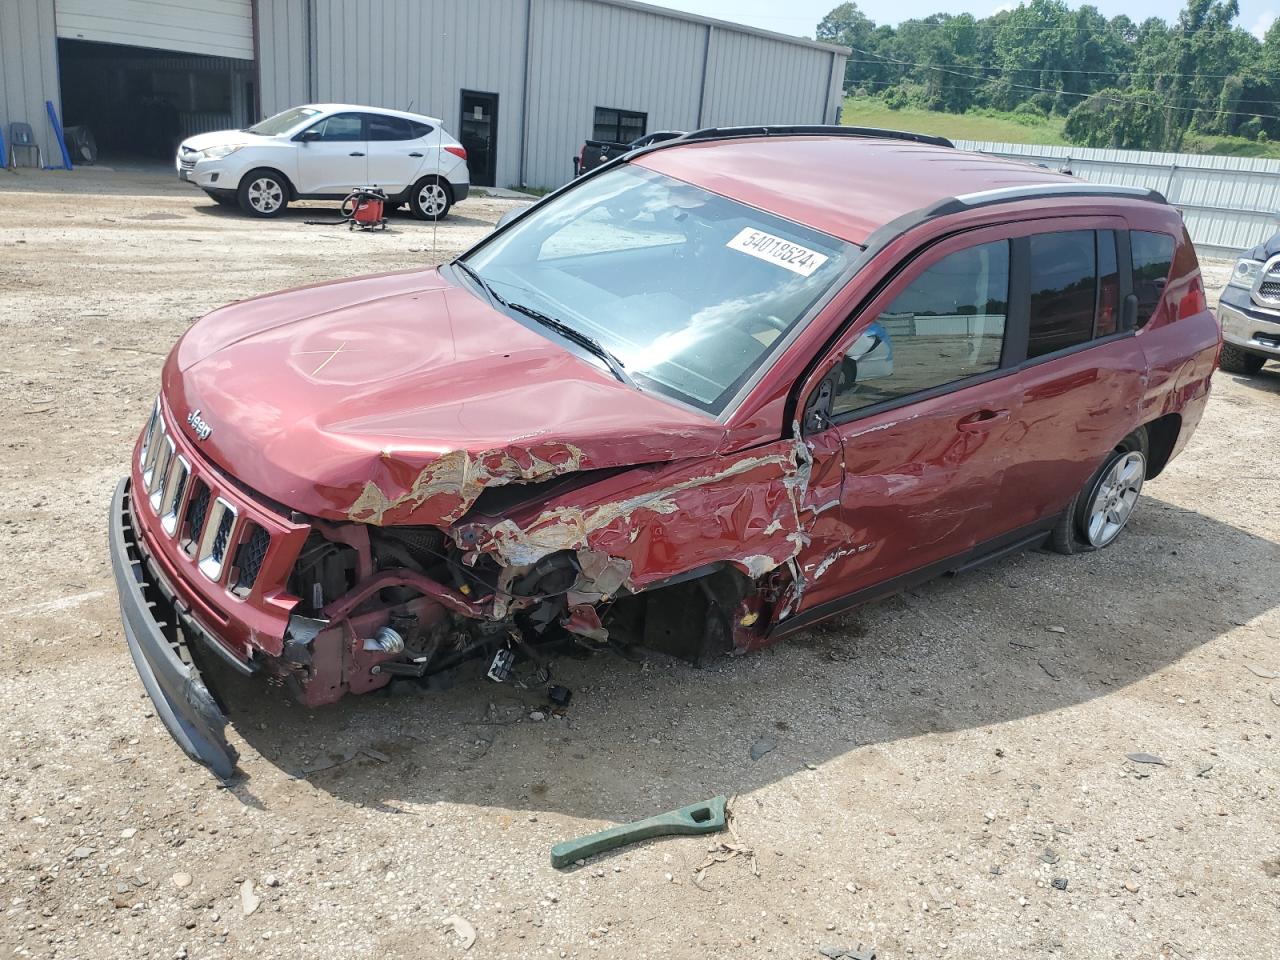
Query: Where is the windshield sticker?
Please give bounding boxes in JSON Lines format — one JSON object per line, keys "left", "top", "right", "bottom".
{"left": 726, "top": 228, "right": 829, "bottom": 277}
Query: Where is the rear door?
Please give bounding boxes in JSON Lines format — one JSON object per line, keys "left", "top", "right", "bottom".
{"left": 293, "top": 112, "right": 367, "bottom": 195}
{"left": 996, "top": 221, "right": 1149, "bottom": 529}
{"left": 794, "top": 228, "right": 1026, "bottom": 612}
{"left": 364, "top": 113, "right": 425, "bottom": 193}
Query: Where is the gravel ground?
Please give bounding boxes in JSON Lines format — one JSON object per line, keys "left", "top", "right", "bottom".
{"left": 1, "top": 166, "right": 1278, "bottom": 960}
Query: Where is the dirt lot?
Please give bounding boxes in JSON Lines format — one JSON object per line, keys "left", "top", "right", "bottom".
{"left": 1, "top": 166, "right": 1278, "bottom": 960}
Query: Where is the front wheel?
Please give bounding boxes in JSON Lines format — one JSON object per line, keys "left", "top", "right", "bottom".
{"left": 409, "top": 178, "right": 452, "bottom": 221}
{"left": 237, "top": 169, "right": 289, "bottom": 218}
{"left": 1219, "top": 343, "right": 1267, "bottom": 375}
{"left": 1049, "top": 431, "right": 1147, "bottom": 555}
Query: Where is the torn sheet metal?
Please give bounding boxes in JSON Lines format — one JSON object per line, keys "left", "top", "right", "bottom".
{"left": 347, "top": 442, "right": 586, "bottom": 526}
{"left": 458, "top": 439, "right": 820, "bottom": 592}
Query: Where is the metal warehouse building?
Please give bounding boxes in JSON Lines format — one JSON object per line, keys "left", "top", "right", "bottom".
{"left": 1, "top": 0, "right": 848, "bottom": 188}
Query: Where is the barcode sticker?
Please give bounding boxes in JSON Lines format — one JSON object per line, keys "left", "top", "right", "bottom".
{"left": 726, "top": 228, "right": 829, "bottom": 277}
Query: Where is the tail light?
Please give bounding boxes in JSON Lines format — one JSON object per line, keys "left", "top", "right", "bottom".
{"left": 1178, "top": 275, "right": 1208, "bottom": 319}
{"left": 444, "top": 145, "right": 467, "bottom": 162}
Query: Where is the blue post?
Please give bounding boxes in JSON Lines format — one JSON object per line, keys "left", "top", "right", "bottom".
{"left": 45, "top": 100, "right": 73, "bottom": 170}
{"left": 0, "top": 126, "right": 7, "bottom": 170}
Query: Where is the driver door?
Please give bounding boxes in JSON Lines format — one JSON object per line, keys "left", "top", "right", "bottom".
{"left": 294, "top": 112, "right": 368, "bottom": 195}
{"left": 794, "top": 229, "right": 1026, "bottom": 613}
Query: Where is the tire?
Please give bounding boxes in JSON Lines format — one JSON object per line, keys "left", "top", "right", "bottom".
{"left": 1219, "top": 342, "right": 1267, "bottom": 375}
{"left": 237, "top": 169, "right": 289, "bottom": 218}
{"left": 409, "top": 177, "right": 452, "bottom": 221}
{"left": 1049, "top": 428, "right": 1148, "bottom": 555}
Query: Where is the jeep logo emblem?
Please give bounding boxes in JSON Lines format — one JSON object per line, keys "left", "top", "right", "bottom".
{"left": 187, "top": 409, "right": 213, "bottom": 441}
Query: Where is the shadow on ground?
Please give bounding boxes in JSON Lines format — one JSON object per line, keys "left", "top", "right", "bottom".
{"left": 212, "top": 496, "right": 1278, "bottom": 821}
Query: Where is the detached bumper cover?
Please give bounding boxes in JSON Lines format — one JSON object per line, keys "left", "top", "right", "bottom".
{"left": 108, "top": 478, "right": 238, "bottom": 779}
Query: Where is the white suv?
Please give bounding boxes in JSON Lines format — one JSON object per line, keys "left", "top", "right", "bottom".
{"left": 176, "top": 104, "right": 471, "bottom": 220}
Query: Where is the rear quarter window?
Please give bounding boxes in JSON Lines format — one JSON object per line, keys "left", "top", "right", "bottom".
{"left": 1131, "top": 231, "right": 1175, "bottom": 328}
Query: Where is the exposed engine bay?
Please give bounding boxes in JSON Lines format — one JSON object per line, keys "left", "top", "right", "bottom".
{"left": 279, "top": 513, "right": 768, "bottom": 708}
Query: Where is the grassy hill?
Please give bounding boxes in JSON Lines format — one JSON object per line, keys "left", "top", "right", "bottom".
{"left": 841, "top": 96, "right": 1280, "bottom": 159}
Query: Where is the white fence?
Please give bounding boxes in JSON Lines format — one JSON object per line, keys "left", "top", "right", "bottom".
{"left": 954, "top": 139, "right": 1280, "bottom": 258}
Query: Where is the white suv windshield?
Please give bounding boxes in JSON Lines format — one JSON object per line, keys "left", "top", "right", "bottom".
{"left": 247, "top": 106, "right": 321, "bottom": 136}
{"left": 462, "top": 165, "right": 855, "bottom": 414}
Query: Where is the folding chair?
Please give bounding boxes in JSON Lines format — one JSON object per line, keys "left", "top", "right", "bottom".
{"left": 8, "top": 122, "right": 42, "bottom": 168}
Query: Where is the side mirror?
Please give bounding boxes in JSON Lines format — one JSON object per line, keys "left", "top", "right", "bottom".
{"left": 802, "top": 356, "right": 856, "bottom": 435}
{"left": 495, "top": 207, "right": 526, "bottom": 230}
{"left": 295, "top": 128, "right": 320, "bottom": 143}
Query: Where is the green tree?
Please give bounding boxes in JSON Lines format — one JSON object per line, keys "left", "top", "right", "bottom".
{"left": 1063, "top": 88, "right": 1169, "bottom": 148}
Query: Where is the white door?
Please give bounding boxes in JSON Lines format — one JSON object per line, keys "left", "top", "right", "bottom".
{"left": 55, "top": 0, "right": 254, "bottom": 59}
{"left": 364, "top": 114, "right": 428, "bottom": 193}
{"left": 294, "top": 113, "right": 368, "bottom": 196}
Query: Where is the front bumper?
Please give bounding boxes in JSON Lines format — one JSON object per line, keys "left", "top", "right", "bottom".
{"left": 109, "top": 478, "right": 238, "bottom": 779}
{"left": 1218, "top": 287, "right": 1280, "bottom": 359}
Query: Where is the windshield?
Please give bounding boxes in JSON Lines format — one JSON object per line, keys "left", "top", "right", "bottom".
{"left": 462, "top": 165, "right": 856, "bottom": 414}
{"left": 247, "top": 106, "right": 322, "bottom": 136}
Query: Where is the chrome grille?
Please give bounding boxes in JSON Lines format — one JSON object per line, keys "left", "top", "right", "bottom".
{"left": 137, "top": 400, "right": 275, "bottom": 596}
{"left": 185, "top": 483, "right": 210, "bottom": 546}
{"left": 1254, "top": 255, "right": 1280, "bottom": 308}
{"left": 198, "top": 498, "right": 236, "bottom": 581}
{"left": 160, "top": 457, "right": 189, "bottom": 535}
{"left": 232, "top": 524, "right": 271, "bottom": 595}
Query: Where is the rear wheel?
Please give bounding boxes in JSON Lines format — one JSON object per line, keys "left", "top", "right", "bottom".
{"left": 409, "top": 177, "right": 452, "bottom": 221}
{"left": 1049, "top": 429, "right": 1148, "bottom": 555}
{"left": 1219, "top": 343, "right": 1267, "bottom": 375}
{"left": 237, "top": 169, "right": 289, "bottom": 218}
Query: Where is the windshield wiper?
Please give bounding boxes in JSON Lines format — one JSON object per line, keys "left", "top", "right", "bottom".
{"left": 453, "top": 262, "right": 634, "bottom": 387}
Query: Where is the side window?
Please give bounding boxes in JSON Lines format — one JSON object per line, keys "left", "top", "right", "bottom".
{"left": 366, "top": 114, "right": 413, "bottom": 141}
{"left": 1028, "top": 231, "right": 1097, "bottom": 358}
{"left": 1096, "top": 230, "right": 1120, "bottom": 337}
{"left": 305, "top": 113, "right": 363, "bottom": 142}
{"left": 1131, "top": 231, "right": 1175, "bottom": 328}
{"left": 408, "top": 120, "right": 434, "bottom": 139}
{"left": 831, "top": 240, "right": 1010, "bottom": 417}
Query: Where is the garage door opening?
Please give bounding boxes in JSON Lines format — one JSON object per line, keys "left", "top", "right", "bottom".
{"left": 56, "top": 38, "right": 255, "bottom": 162}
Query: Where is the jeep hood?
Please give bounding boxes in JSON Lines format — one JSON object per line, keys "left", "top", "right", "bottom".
{"left": 162, "top": 268, "right": 728, "bottom": 526}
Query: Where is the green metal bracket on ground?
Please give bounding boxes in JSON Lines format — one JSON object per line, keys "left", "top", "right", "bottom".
{"left": 550, "top": 795, "right": 728, "bottom": 869}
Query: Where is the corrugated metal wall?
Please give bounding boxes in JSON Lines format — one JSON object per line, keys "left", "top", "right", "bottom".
{"left": 526, "top": 0, "right": 707, "bottom": 185}
{"left": 305, "top": 0, "right": 529, "bottom": 187}
{"left": 701, "top": 27, "right": 836, "bottom": 128}
{"left": 0, "top": 0, "right": 62, "bottom": 165}
{"left": 258, "top": 0, "right": 312, "bottom": 118}
{"left": 255, "top": 0, "right": 848, "bottom": 190}
{"left": 955, "top": 140, "right": 1280, "bottom": 258}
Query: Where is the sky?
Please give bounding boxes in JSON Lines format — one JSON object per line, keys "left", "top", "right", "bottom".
{"left": 646, "top": 0, "right": 1279, "bottom": 41}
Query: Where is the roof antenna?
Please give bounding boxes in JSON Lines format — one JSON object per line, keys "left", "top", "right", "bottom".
{"left": 406, "top": 99, "right": 415, "bottom": 113}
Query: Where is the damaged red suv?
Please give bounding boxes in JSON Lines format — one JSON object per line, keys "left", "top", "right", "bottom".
{"left": 109, "top": 127, "right": 1220, "bottom": 777}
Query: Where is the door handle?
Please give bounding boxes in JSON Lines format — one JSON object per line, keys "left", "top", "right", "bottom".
{"left": 349, "top": 151, "right": 365, "bottom": 157}
{"left": 409, "top": 152, "right": 423, "bottom": 157}
{"left": 956, "top": 408, "right": 1010, "bottom": 432}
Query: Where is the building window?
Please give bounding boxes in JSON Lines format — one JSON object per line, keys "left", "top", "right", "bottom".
{"left": 593, "top": 107, "right": 647, "bottom": 145}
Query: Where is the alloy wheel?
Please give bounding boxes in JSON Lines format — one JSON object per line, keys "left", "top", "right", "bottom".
{"left": 248, "top": 177, "right": 283, "bottom": 214}
{"left": 419, "top": 182, "right": 448, "bottom": 217}
{"left": 1084, "top": 451, "right": 1145, "bottom": 547}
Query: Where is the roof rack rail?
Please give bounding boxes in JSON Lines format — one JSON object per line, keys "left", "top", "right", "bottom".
{"left": 675, "top": 125, "right": 954, "bottom": 149}
{"left": 927, "top": 182, "right": 1167, "bottom": 215}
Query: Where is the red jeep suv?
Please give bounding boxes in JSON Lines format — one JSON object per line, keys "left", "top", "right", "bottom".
{"left": 109, "top": 126, "right": 1220, "bottom": 777}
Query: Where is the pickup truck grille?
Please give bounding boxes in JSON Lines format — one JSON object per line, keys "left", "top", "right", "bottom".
{"left": 138, "top": 400, "right": 277, "bottom": 599}
{"left": 1255, "top": 256, "right": 1280, "bottom": 308}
